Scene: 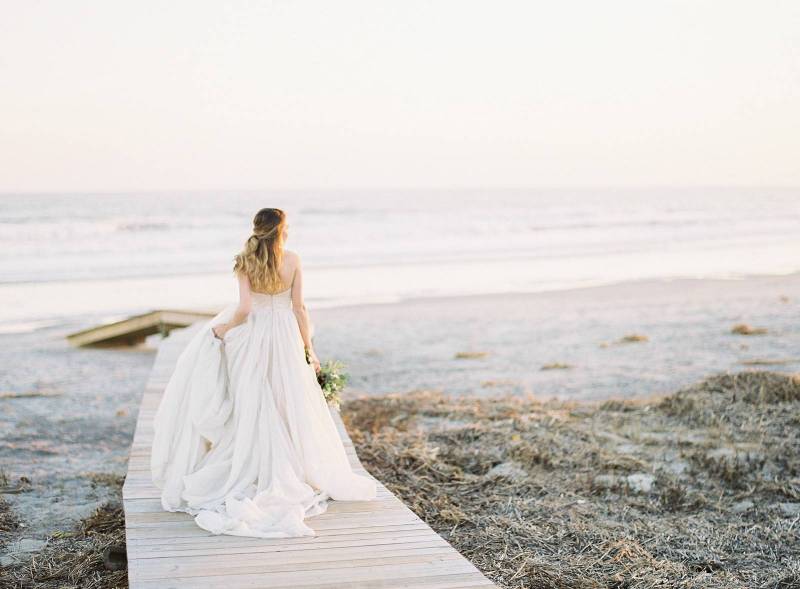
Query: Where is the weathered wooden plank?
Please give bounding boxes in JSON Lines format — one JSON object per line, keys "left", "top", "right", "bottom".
{"left": 124, "top": 494, "right": 393, "bottom": 513}
{"left": 126, "top": 535, "right": 449, "bottom": 558}
{"left": 125, "top": 522, "right": 434, "bottom": 543}
{"left": 123, "top": 325, "right": 496, "bottom": 588}
{"left": 129, "top": 548, "right": 464, "bottom": 579}
{"left": 67, "top": 309, "right": 217, "bottom": 347}
{"left": 130, "top": 559, "right": 481, "bottom": 589}
{"left": 134, "top": 570, "right": 495, "bottom": 589}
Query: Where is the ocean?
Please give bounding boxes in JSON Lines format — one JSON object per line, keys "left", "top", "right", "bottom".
{"left": 1, "top": 188, "right": 799, "bottom": 332}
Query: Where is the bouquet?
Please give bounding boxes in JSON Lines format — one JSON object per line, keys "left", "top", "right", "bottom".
{"left": 306, "top": 350, "right": 348, "bottom": 410}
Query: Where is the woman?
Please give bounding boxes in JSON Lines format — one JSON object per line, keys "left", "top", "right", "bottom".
{"left": 150, "top": 207, "right": 376, "bottom": 538}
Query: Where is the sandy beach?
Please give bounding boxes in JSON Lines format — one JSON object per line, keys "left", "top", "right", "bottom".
{"left": 313, "top": 272, "right": 800, "bottom": 399}
{"left": 1, "top": 272, "right": 798, "bottom": 585}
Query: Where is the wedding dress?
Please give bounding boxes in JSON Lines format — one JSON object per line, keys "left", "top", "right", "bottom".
{"left": 149, "top": 285, "right": 376, "bottom": 538}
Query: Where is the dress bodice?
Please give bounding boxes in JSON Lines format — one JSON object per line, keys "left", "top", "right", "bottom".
{"left": 250, "top": 287, "right": 292, "bottom": 311}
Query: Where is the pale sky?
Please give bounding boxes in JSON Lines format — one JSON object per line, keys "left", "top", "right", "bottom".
{"left": 1, "top": 1, "right": 798, "bottom": 192}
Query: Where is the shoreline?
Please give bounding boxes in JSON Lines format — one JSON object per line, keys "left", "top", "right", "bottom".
{"left": 3, "top": 269, "right": 800, "bottom": 335}
{"left": 318, "top": 269, "right": 800, "bottom": 312}
{"left": 1, "top": 270, "right": 797, "bottom": 403}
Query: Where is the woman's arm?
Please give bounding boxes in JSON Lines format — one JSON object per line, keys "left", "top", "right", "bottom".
{"left": 290, "top": 254, "right": 320, "bottom": 372}
{"left": 212, "top": 271, "right": 252, "bottom": 339}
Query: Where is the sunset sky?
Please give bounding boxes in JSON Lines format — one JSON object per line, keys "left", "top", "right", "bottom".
{"left": 1, "top": 1, "right": 798, "bottom": 192}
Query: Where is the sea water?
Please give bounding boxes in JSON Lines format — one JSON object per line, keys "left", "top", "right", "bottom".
{"left": 1, "top": 188, "right": 798, "bottom": 331}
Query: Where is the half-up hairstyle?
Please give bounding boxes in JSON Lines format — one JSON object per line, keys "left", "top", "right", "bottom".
{"left": 233, "top": 208, "right": 287, "bottom": 293}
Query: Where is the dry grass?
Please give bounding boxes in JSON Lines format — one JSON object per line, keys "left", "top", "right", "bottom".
{"left": 0, "top": 499, "right": 21, "bottom": 539}
{"left": 0, "top": 470, "right": 22, "bottom": 550}
{"left": 3, "top": 372, "right": 798, "bottom": 588}
{"left": 455, "top": 351, "right": 490, "bottom": 360}
{"left": 731, "top": 324, "right": 769, "bottom": 336}
{"left": 0, "top": 490, "right": 126, "bottom": 589}
{"left": 617, "top": 333, "right": 649, "bottom": 344}
{"left": 540, "top": 363, "right": 572, "bottom": 371}
{"left": 739, "top": 359, "right": 796, "bottom": 366}
{"left": 344, "top": 371, "right": 800, "bottom": 589}
{"left": 0, "top": 390, "right": 62, "bottom": 399}
{"left": 85, "top": 472, "right": 126, "bottom": 489}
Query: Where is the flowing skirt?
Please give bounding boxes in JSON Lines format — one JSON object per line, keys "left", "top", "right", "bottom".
{"left": 150, "top": 300, "right": 376, "bottom": 538}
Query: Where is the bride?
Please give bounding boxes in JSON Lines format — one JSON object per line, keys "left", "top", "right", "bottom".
{"left": 150, "top": 207, "right": 376, "bottom": 538}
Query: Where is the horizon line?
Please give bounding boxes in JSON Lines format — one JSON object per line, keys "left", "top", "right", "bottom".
{"left": 1, "top": 184, "right": 799, "bottom": 196}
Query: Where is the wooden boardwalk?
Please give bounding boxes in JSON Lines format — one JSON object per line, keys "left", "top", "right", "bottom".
{"left": 122, "top": 325, "right": 497, "bottom": 588}
{"left": 67, "top": 309, "right": 217, "bottom": 347}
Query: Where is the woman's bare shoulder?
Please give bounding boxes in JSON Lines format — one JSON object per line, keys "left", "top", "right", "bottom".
{"left": 283, "top": 249, "right": 301, "bottom": 264}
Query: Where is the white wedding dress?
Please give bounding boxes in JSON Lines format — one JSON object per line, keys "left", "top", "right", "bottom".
{"left": 149, "top": 286, "right": 376, "bottom": 538}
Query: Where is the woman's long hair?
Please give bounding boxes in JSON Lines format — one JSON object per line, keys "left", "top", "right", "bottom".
{"left": 233, "top": 208, "right": 287, "bottom": 293}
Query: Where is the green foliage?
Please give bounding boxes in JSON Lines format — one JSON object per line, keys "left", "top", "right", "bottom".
{"left": 317, "top": 360, "right": 349, "bottom": 410}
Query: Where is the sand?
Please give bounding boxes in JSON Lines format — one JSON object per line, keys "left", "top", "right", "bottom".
{"left": 1, "top": 273, "right": 799, "bottom": 584}
{"left": 312, "top": 273, "right": 800, "bottom": 399}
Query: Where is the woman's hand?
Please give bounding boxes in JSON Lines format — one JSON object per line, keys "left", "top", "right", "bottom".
{"left": 212, "top": 323, "right": 228, "bottom": 340}
{"left": 306, "top": 347, "right": 321, "bottom": 373}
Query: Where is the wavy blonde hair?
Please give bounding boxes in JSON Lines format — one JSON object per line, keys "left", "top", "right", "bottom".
{"left": 233, "top": 208, "right": 287, "bottom": 293}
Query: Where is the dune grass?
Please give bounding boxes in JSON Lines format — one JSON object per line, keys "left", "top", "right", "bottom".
{"left": 344, "top": 371, "right": 800, "bottom": 588}
{"left": 2, "top": 372, "right": 798, "bottom": 588}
